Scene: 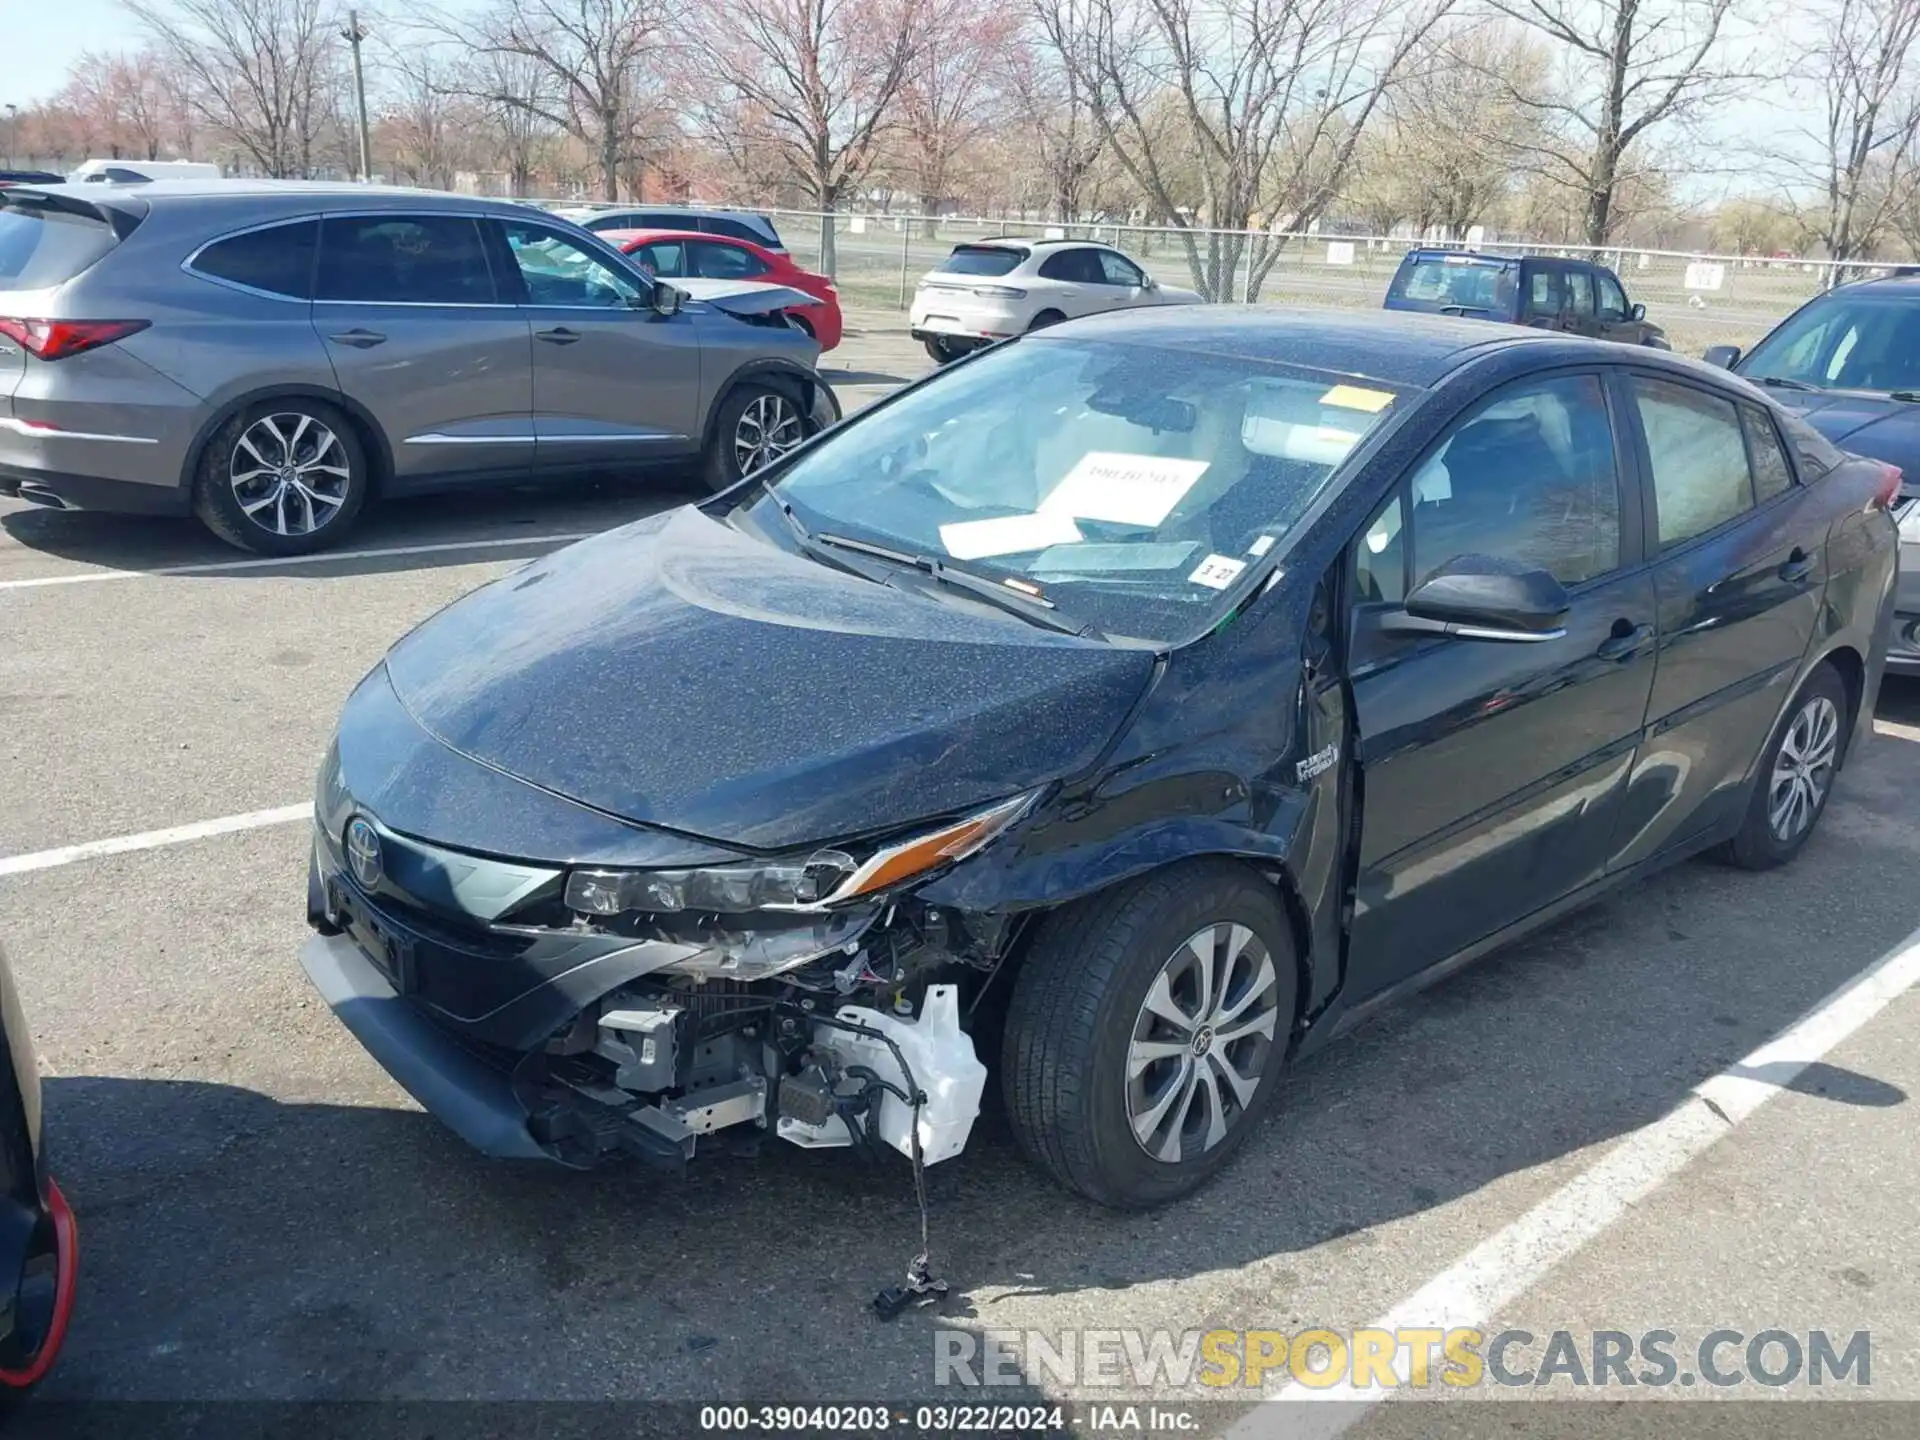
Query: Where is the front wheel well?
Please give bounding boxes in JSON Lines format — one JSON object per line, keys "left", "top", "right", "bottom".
{"left": 985, "top": 853, "right": 1315, "bottom": 1043}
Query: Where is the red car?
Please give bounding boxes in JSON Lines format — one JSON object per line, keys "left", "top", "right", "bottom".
{"left": 604, "top": 229, "right": 843, "bottom": 352}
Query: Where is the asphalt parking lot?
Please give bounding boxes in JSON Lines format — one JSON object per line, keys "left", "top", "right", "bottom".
{"left": 3, "top": 312, "right": 1918, "bottom": 1436}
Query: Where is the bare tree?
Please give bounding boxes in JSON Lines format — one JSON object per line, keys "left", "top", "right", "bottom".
{"left": 1005, "top": 26, "right": 1107, "bottom": 222}
{"left": 452, "top": 0, "right": 677, "bottom": 201}
{"left": 898, "top": 8, "right": 1016, "bottom": 226}
{"left": 1035, "top": 0, "right": 1453, "bottom": 300}
{"left": 1486, "top": 0, "right": 1746, "bottom": 246}
{"left": 1375, "top": 23, "right": 1551, "bottom": 238}
{"left": 378, "top": 44, "right": 466, "bottom": 190}
{"left": 1777, "top": 0, "right": 1920, "bottom": 271}
{"left": 692, "top": 0, "right": 926, "bottom": 271}
{"left": 129, "top": 0, "right": 345, "bottom": 177}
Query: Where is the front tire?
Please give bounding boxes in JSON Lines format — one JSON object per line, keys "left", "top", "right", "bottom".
{"left": 1720, "top": 661, "right": 1850, "bottom": 870}
{"left": 701, "top": 381, "right": 809, "bottom": 492}
{"left": 1001, "top": 861, "right": 1297, "bottom": 1208}
{"left": 193, "top": 399, "right": 370, "bottom": 555}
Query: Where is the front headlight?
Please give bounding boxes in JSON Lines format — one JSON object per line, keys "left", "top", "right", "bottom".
{"left": 561, "top": 791, "right": 1037, "bottom": 919}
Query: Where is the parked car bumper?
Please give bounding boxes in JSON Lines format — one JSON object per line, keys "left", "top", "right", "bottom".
{"left": 1889, "top": 536, "right": 1920, "bottom": 675}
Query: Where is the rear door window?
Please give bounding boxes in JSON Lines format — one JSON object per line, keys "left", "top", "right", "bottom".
{"left": 1524, "top": 266, "right": 1565, "bottom": 320}
{"left": 1566, "top": 269, "right": 1595, "bottom": 317}
{"left": 1039, "top": 247, "right": 1104, "bottom": 283}
{"left": 190, "top": 220, "right": 318, "bottom": 299}
{"left": 630, "top": 241, "right": 686, "bottom": 277}
{"left": 939, "top": 245, "right": 1026, "bottom": 277}
{"left": 690, "top": 240, "right": 767, "bottom": 279}
{"left": 0, "top": 202, "right": 129, "bottom": 288}
{"left": 316, "top": 214, "right": 497, "bottom": 304}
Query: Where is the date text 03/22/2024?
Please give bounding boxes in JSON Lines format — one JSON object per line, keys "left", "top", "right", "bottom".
{"left": 695, "top": 1403, "right": 1199, "bottom": 1433}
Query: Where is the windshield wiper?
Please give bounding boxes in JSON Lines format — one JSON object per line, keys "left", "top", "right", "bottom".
{"left": 744, "top": 477, "right": 893, "bottom": 584}
{"left": 1755, "top": 374, "right": 1817, "bottom": 393}
{"left": 1885, "top": 391, "right": 1920, "bottom": 403}
{"left": 813, "top": 532, "right": 1102, "bottom": 639}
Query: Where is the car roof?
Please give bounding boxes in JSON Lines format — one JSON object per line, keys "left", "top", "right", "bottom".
{"left": 5, "top": 180, "right": 543, "bottom": 215}
{"left": 958, "top": 236, "right": 1087, "bottom": 251}
{"left": 1043, "top": 305, "right": 1595, "bottom": 386}
{"left": 1820, "top": 272, "right": 1920, "bottom": 299}
{"left": 1402, "top": 248, "right": 1524, "bottom": 265}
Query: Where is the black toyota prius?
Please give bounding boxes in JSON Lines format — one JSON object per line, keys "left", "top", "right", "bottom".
{"left": 301, "top": 308, "right": 1899, "bottom": 1210}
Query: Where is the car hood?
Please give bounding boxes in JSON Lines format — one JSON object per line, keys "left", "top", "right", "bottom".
{"left": 673, "top": 277, "right": 820, "bottom": 313}
{"left": 381, "top": 508, "right": 1156, "bottom": 851}
{"left": 1771, "top": 390, "right": 1920, "bottom": 468}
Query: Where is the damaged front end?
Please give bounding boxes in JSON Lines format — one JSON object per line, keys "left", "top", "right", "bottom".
{"left": 302, "top": 789, "right": 1029, "bottom": 1177}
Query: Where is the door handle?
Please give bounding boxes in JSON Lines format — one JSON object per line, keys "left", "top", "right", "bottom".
{"left": 1779, "top": 548, "right": 1814, "bottom": 583}
{"left": 535, "top": 327, "right": 582, "bottom": 345}
{"left": 327, "top": 328, "right": 386, "bottom": 348}
{"left": 1595, "top": 621, "right": 1654, "bottom": 661}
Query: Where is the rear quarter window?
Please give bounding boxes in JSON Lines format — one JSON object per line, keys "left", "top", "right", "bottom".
{"left": 0, "top": 203, "right": 130, "bottom": 288}
{"left": 189, "top": 219, "right": 318, "bottom": 299}
{"left": 1776, "top": 410, "right": 1848, "bottom": 479}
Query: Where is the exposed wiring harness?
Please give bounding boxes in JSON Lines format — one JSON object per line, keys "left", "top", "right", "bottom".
{"left": 803, "top": 1010, "right": 948, "bottom": 1319}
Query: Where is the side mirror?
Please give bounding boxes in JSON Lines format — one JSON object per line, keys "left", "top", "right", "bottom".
{"left": 649, "top": 283, "right": 684, "bottom": 318}
{"left": 1702, "top": 344, "right": 1742, "bottom": 369}
{"left": 1630, "top": 302, "right": 1647, "bottom": 321}
{"left": 1383, "top": 555, "right": 1570, "bottom": 642}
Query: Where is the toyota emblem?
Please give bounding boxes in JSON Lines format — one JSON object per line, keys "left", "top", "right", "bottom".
{"left": 345, "top": 816, "right": 383, "bottom": 889}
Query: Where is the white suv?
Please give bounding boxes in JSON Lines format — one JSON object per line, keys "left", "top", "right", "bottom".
{"left": 909, "top": 238, "right": 1202, "bottom": 362}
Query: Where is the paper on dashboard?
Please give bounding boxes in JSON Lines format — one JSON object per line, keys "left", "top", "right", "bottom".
{"left": 1039, "top": 452, "right": 1210, "bottom": 528}
{"left": 939, "top": 510, "right": 1084, "bottom": 560}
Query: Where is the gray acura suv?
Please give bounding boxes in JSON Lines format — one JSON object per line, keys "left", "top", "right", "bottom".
{"left": 0, "top": 181, "right": 838, "bottom": 553}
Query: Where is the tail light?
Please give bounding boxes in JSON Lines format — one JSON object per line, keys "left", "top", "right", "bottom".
{"left": 0, "top": 318, "right": 151, "bottom": 361}
{"left": 1869, "top": 461, "right": 1902, "bottom": 511}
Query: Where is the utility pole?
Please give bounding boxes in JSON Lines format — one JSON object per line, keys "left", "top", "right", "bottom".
{"left": 341, "top": 11, "right": 373, "bottom": 182}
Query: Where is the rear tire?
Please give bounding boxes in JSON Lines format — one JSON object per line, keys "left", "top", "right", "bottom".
{"left": 1719, "top": 661, "right": 1850, "bottom": 870}
{"left": 1028, "top": 309, "right": 1067, "bottom": 332}
{"left": 193, "top": 398, "right": 370, "bottom": 555}
{"left": 701, "top": 381, "right": 810, "bottom": 493}
{"left": 923, "top": 337, "right": 965, "bottom": 364}
{"left": 1001, "top": 860, "right": 1297, "bottom": 1209}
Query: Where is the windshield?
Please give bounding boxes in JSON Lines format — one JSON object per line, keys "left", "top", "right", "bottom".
{"left": 1387, "top": 255, "right": 1517, "bottom": 315}
{"left": 752, "top": 339, "right": 1406, "bottom": 643}
{"left": 1742, "top": 292, "right": 1920, "bottom": 394}
{"left": 938, "top": 246, "right": 1026, "bottom": 277}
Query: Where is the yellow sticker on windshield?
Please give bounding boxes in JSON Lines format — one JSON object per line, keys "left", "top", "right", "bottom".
{"left": 1320, "top": 384, "right": 1395, "bottom": 413}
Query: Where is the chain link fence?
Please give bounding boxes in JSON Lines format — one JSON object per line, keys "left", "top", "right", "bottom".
{"left": 549, "top": 200, "right": 1887, "bottom": 358}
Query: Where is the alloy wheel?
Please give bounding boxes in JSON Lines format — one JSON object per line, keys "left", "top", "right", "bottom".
{"left": 733, "top": 392, "right": 805, "bottom": 475}
{"left": 230, "top": 413, "right": 352, "bottom": 537}
{"left": 1126, "top": 922, "right": 1280, "bottom": 1163}
{"left": 1767, "top": 694, "right": 1840, "bottom": 842}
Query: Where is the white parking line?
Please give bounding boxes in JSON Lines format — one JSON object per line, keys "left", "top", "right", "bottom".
{"left": 0, "top": 530, "right": 597, "bottom": 592}
{"left": 0, "top": 804, "right": 312, "bottom": 878}
{"left": 1229, "top": 920, "right": 1920, "bottom": 1437}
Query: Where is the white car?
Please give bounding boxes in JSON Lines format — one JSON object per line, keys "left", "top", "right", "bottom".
{"left": 909, "top": 237, "right": 1202, "bottom": 362}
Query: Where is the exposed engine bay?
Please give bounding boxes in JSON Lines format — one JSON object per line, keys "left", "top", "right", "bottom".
{"left": 510, "top": 899, "right": 1003, "bottom": 1177}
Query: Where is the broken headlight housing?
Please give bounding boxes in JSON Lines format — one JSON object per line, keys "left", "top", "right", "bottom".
{"left": 564, "top": 793, "right": 1034, "bottom": 917}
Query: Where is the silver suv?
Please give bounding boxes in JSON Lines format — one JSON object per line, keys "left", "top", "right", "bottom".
{"left": 0, "top": 182, "right": 837, "bottom": 553}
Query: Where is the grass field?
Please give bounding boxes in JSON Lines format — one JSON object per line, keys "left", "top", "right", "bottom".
{"left": 795, "top": 221, "right": 1825, "bottom": 359}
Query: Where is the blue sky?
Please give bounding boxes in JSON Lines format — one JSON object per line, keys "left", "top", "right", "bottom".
{"left": 10, "top": 0, "right": 135, "bottom": 102}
